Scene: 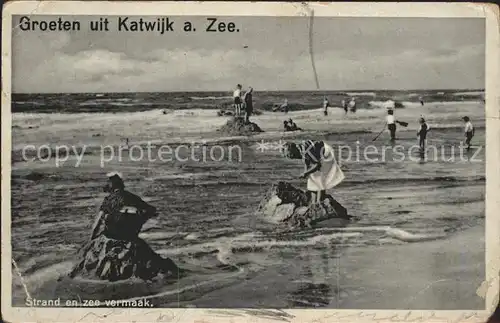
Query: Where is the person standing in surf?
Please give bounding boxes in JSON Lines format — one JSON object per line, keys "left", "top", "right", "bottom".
{"left": 348, "top": 97, "right": 357, "bottom": 113}
{"left": 387, "top": 109, "right": 397, "bottom": 141}
{"left": 233, "top": 84, "right": 243, "bottom": 117}
{"left": 299, "top": 140, "right": 345, "bottom": 204}
{"left": 243, "top": 87, "right": 254, "bottom": 123}
{"left": 417, "top": 117, "right": 430, "bottom": 152}
{"left": 342, "top": 99, "right": 348, "bottom": 114}
{"left": 463, "top": 116, "right": 475, "bottom": 151}
{"left": 323, "top": 97, "right": 330, "bottom": 116}
{"left": 280, "top": 98, "right": 289, "bottom": 114}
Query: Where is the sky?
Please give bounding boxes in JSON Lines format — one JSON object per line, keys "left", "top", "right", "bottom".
{"left": 12, "top": 16, "right": 485, "bottom": 93}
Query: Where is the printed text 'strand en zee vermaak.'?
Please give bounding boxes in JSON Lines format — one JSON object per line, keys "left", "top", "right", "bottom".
{"left": 17, "top": 16, "right": 242, "bottom": 34}
{"left": 26, "top": 297, "right": 153, "bottom": 307}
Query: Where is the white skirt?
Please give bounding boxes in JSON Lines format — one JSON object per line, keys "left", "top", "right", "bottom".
{"left": 307, "top": 143, "right": 345, "bottom": 191}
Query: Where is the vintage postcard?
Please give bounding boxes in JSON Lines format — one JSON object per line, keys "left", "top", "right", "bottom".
{"left": 2, "top": 1, "right": 499, "bottom": 322}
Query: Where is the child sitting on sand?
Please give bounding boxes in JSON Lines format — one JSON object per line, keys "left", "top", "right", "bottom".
{"left": 283, "top": 119, "right": 302, "bottom": 132}
{"left": 283, "top": 120, "right": 292, "bottom": 131}
{"left": 288, "top": 119, "right": 302, "bottom": 131}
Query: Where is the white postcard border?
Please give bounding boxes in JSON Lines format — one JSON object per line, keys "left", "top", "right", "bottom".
{"left": 1, "top": 2, "right": 499, "bottom": 322}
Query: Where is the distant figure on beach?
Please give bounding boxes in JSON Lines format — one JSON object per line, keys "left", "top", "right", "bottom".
{"left": 323, "top": 97, "right": 330, "bottom": 116}
{"left": 419, "top": 96, "right": 424, "bottom": 106}
{"left": 417, "top": 117, "right": 430, "bottom": 152}
{"left": 284, "top": 120, "right": 292, "bottom": 131}
{"left": 289, "top": 119, "right": 302, "bottom": 131}
{"left": 385, "top": 109, "right": 408, "bottom": 142}
{"left": 299, "top": 140, "right": 345, "bottom": 204}
{"left": 121, "top": 138, "right": 130, "bottom": 150}
{"left": 233, "top": 84, "right": 243, "bottom": 117}
{"left": 463, "top": 116, "right": 475, "bottom": 151}
{"left": 348, "top": 98, "right": 357, "bottom": 113}
{"left": 283, "top": 119, "right": 302, "bottom": 132}
{"left": 341, "top": 100, "right": 348, "bottom": 114}
{"left": 281, "top": 98, "right": 289, "bottom": 114}
{"left": 387, "top": 109, "right": 397, "bottom": 141}
{"left": 243, "top": 87, "right": 254, "bottom": 123}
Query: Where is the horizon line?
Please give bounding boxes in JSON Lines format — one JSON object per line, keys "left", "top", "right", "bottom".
{"left": 11, "top": 88, "right": 486, "bottom": 95}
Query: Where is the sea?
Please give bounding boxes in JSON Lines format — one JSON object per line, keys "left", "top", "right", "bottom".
{"left": 12, "top": 89, "right": 485, "bottom": 113}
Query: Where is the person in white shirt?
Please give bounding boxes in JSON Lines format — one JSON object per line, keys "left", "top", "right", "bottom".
{"left": 463, "top": 116, "right": 474, "bottom": 151}
{"left": 280, "top": 98, "right": 289, "bottom": 113}
{"left": 386, "top": 109, "right": 396, "bottom": 141}
{"left": 348, "top": 98, "right": 357, "bottom": 113}
{"left": 233, "top": 84, "right": 243, "bottom": 116}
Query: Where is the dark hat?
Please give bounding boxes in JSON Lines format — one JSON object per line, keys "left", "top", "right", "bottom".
{"left": 462, "top": 116, "right": 470, "bottom": 121}
{"left": 106, "top": 171, "right": 123, "bottom": 180}
{"left": 106, "top": 172, "right": 124, "bottom": 188}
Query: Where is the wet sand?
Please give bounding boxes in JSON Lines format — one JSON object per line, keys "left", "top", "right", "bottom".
{"left": 336, "top": 224, "right": 485, "bottom": 310}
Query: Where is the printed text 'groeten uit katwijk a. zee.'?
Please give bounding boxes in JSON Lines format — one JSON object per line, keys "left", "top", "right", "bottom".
{"left": 17, "top": 16, "right": 242, "bottom": 34}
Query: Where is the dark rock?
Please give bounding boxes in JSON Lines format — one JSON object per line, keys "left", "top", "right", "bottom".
{"left": 257, "top": 181, "right": 350, "bottom": 229}
{"left": 217, "top": 117, "right": 263, "bottom": 136}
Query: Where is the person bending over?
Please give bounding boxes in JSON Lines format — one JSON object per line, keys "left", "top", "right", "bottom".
{"left": 299, "top": 140, "right": 345, "bottom": 204}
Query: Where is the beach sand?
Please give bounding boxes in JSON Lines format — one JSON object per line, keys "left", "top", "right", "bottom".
{"left": 336, "top": 224, "right": 485, "bottom": 310}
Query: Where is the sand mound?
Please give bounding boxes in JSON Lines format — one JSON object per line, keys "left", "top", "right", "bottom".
{"left": 217, "top": 117, "right": 263, "bottom": 136}
{"left": 68, "top": 235, "right": 181, "bottom": 282}
{"left": 257, "top": 181, "right": 350, "bottom": 228}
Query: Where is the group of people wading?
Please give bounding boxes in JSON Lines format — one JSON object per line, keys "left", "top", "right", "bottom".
{"left": 384, "top": 108, "right": 475, "bottom": 152}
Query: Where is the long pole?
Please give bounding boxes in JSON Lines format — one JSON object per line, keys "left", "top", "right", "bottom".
{"left": 372, "top": 122, "right": 387, "bottom": 141}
